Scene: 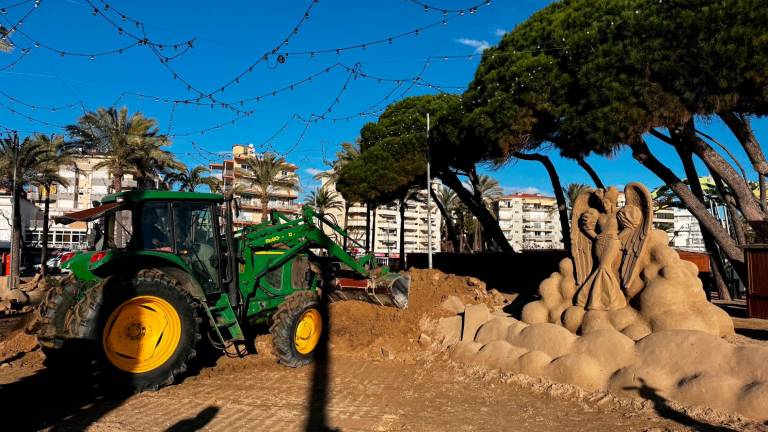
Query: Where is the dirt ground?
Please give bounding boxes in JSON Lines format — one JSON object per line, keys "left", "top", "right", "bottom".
{"left": 0, "top": 271, "right": 766, "bottom": 431}
{"left": 1, "top": 345, "right": 759, "bottom": 432}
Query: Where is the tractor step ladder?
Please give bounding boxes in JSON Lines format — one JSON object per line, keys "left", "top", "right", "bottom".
{"left": 206, "top": 294, "right": 245, "bottom": 343}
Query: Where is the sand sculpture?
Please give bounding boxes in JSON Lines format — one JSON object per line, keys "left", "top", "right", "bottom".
{"left": 428, "top": 183, "right": 767, "bottom": 419}
{"left": 521, "top": 182, "right": 733, "bottom": 339}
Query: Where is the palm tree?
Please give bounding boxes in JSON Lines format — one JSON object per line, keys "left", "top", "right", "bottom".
{"left": 28, "top": 134, "right": 71, "bottom": 276}
{"left": 241, "top": 152, "right": 298, "bottom": 222}
{"left": 65, "top": 107, "right": 176, "bottom": 194}
{"left": 472, "top": 175, "right": 504, "bottom": 207}
{"left": 563, "top": 183, "right": 591, "bottom": 211}
{"left": 469, "top": 175, "right": 503, "bottom": 250}
{"left": 433, "top": 186, "right": 461, "bottom": 252}
{"left": 165, "top": 165, "right": 220, "bottom": 192}
{"left": 304, "top": 186, "right": 343, "bottom": 214}
{"left": 317, "top": 141, "right": 361, "bottom": 249}
{"left": 0, "top": 134, "right": 61, "bottom": 288}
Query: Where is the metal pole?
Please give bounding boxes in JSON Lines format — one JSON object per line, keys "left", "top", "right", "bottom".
{"left": 426, "top": 113, "right": 433, "bottom": 269}
{"left": 9, "top": 140, "right": 17, "bottom": 290}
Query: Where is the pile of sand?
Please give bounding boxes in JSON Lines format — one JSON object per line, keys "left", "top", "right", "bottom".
{"left": 328, "top": 269, "right": 505, "bottom": 358}
{"left": 437, "top": 296, "right": 768, "bottom": 421}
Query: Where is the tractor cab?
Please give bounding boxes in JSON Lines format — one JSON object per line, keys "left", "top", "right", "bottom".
{"left": 57, "top": 190, "right": 236, "bottom": 297}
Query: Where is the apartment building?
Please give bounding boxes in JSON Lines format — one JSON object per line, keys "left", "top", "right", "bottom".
{"left": 209, "top": 144, "right": 300, "bottom": 225}
{"left": 495, "top": 193, "right": 564, "bottom": 250}
{"left": 0, "top": 192, "right": 41, "bottom": 250}
{"left": 319, "top": 176, "right": 441, "bottom": 262}
{"left": 26, "top": 155, "right": 139, "bottom": 251}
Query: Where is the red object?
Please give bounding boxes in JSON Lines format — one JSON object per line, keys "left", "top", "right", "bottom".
{"left": 89, "top": 251, "right": 108, "bottom": 263}
{"left": 60, "top": 251, "right": 77, "bottom": 265}
{"left": 746, "top": 245, "right": 768, "bottom": 319}
{"left": 334, "top": 277, "right": 369, "bottom": 289}
{"left": 3, "top": 254, "right": 9, "bottom": 276}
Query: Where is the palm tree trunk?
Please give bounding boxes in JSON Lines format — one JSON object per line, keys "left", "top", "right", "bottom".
{"left": 399, "top": 196, "right": 406, "bottom": 270}
{"left": 429, "top": 188, "right": 460, "bottom": 252}
{"left": 576, "top": 157, "right": 605, "bottom": 189}
{"left": 40, "top": 185, "right": 51, "bottom": 277}
{"left": 261, "top": 195, "right": 270, "bottom": 222}
{"left": 10, "top": 184, "right": 22, "bottom": 290}
{"left": 439, "top": 171, "right": 514, "bottom": 252}
{"left": 513, "top": 152, "right": 571, "bottom": 251}
{"left": 112, "top": 172, "right": 123, "bottom": 247}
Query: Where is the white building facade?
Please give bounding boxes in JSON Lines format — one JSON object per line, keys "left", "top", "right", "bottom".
{"left": 496, "top": 193, "right": 564, "bottom": 250}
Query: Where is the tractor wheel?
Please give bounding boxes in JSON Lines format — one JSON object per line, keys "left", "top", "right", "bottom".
{"left": 73, "top": 269, "right": 202, "bottom": 392}
{"left": 270, "top": 291, "right": 323, "bottom": 368}
{"left": 33, "top": 275, "right": 82, "bottom": 368}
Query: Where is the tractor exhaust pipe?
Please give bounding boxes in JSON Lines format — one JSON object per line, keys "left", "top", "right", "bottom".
{"left": 328, "top": 273, "right": 411, "bottom": 309}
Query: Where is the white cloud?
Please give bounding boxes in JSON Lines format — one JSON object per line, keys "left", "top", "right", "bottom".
{"left": 304, "top": 167, "right": 324, "bottom": 176}
{"left": 455, "top": 38, "right": 491, "bottom": 53}
{"left": 494, "top": 28, "right": 507, "bottom": 37}
{"left": 502, "top": 186, "right": 544, "bottom": 195}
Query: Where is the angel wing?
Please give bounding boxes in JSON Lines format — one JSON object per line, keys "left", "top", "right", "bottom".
{"left": 618, "top": 182, "right": 653, "bottom": 289}
{"left": 570, "top": 188, "right": 594, "bottom": 287}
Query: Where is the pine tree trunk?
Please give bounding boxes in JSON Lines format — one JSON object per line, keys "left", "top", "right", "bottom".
{"left": 576, "top": 157, "right": 605, "bottom": 189}
{"left": 629, "top": 139, "right": 748, "bottom": 282}
{"left": 684, "top": 132, "right": 768, "bottom": 241}
{"left": 513, "top": 152, "right": 571, "bottom": 251}
{"left": 40, "top": 185, "right": 51, "bottom": 277}
{"left": 719, "top": 111, "right": 768, "bottom": 211}
{"left": 430, "top": 188, "right": 460, "bottom": 252}
{"left": 439, "top": 171, "right": 514, "bottom": 252}
{"left": 673, "top": 142, "right": 732, "bottom": 301}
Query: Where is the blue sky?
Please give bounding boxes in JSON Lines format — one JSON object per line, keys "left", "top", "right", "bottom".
{"left": 0, "top": 0, "right": 765, "bottom": 197}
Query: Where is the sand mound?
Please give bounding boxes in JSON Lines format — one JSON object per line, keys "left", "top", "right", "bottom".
{"left": 436, "top": 294, "right": 768, "bottom": 421}
{"left": 522, "top": 229, "right": 734, "bottom": 340}
{"left": 328, "top": 268, "right": 505, "bottom": 358}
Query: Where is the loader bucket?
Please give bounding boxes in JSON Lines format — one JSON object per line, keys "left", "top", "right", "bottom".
{"left": 329, "top": 272, "right": 411, "bottom": 309}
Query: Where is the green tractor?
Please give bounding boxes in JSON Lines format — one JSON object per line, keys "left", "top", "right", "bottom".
{"left": 35, "top": 190, "right": 409, "bottom": 391}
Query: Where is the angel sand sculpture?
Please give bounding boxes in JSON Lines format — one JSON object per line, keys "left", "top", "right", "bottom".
{"left": 436, "top": 184, "right": 768, "bottom": 419}
{"left": 521, "top": 182, "right": 733, "bottom": 339}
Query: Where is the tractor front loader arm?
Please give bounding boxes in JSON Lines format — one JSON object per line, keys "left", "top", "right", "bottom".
{"left": 240, "top": 206, "right": 410, "bottom": 308}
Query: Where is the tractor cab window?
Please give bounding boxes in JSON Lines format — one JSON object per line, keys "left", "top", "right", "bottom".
{"left": 105, "top": 208, "right": 134, "bottom": 249}
{"left": 140, "top": 202, "right": 172, "bottom": 251}
{"left": 173, "top": 202, "right": 219, "bottom": 291}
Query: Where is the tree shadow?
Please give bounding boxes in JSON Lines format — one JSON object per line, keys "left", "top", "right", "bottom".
{"left": 304, "top": 289, "right": 339, "bottom": 432}
{"left": 624, "top": 378, "right": 739, "bottom": 432}
{"left": 0, "top": 345, "right": 132, "bottom": 432}
{"left": 734, "top": 327, "right": 768, "bottom": 341}
{"left": 166, "top": 406, "right": 219, "bottom": 431}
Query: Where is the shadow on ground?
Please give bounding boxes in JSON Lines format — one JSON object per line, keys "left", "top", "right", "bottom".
{"left": 625, "top": 379, "right": 739, "bottom": 432}
{"left": 166, "top": 406, "right": 220, "bottom": 431}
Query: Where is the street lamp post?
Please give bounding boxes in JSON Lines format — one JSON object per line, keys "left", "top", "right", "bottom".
{"left": 426, "top": 113, "right": 433, "bottom": 269}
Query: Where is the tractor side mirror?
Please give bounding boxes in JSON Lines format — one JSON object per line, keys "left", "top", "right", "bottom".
{"left": 92, "top": 200, "right": 101, "bottom": 208}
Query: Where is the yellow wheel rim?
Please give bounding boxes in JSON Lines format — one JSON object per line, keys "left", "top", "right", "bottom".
{"left": 102, "top": 295, "right": 182, "bottom": 374}
{"left": 294, "top": 308, "right": 322, "bottom": 355}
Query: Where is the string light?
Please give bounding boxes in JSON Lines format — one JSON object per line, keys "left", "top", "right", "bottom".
{"left": 406, "top": 0, "right": 489, "bottom": 15}
{"left": 0, "top": 47, "right": 29, "bottom": 70}
{"left": 84, "top": 0, "right": 197, "bottom": 60}
{"left": 0, "top": 91, "right": 83, "bottom": 111}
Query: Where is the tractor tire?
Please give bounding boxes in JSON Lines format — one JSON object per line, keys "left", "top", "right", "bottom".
{"left": 71, "top": 269, "right": 202, "bottom": 392}
{"left": 270, "top": 290, "right": 323, "bottom": 368}
{"left": 33, "top": 275, "right": 83, "bottom": 368}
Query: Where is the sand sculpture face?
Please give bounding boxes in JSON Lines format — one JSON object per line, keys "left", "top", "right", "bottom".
{"left": 522, "top": 182, "right": 733, "bottom": 340}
